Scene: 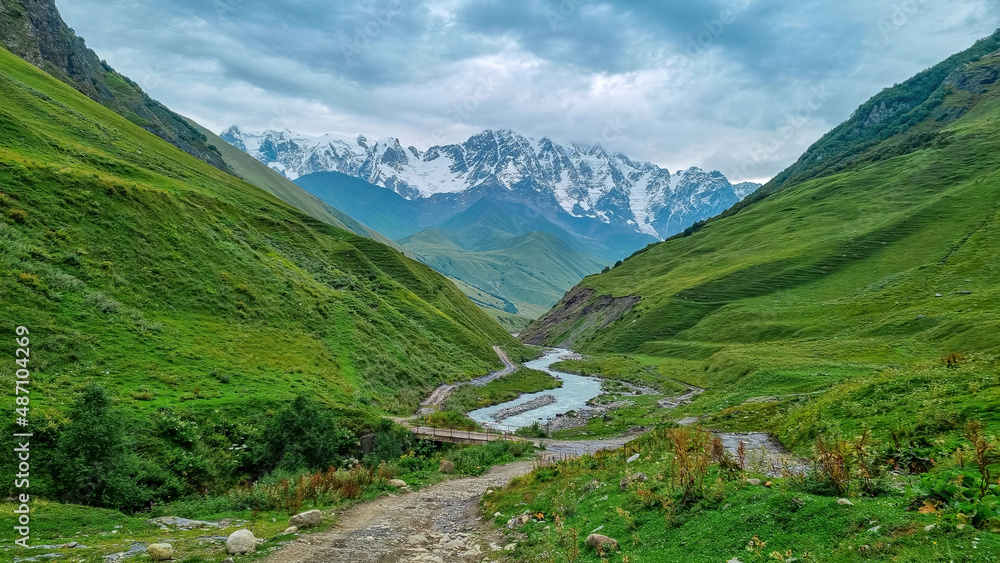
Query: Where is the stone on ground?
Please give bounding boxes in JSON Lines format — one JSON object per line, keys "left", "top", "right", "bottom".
{"left": 226, "top": 529, "right": 257, "bottom": 555}
{"left": 439, "top": 459, "right": 455, "bottom": 473}
{"left": 585, "top": 533, "right": 619, "bottom": 551}
{"left": 289, "top": 509, "right": 322, "bottom": 528}
{"left": 147, "top": 543, "right": 174, "bottom": 561}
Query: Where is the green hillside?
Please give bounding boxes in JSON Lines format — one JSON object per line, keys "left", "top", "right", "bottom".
{"left": 0, "top": 43, "right": 526, "bottom": 491}
{"left": 490, "top": 36, "right": 1000, "bottom": 563}
{"left": 400, "top": 228, "right": 606, "bottom": 326}
{"left": 522, "top": 36, "right": 1000, "bottom": 443}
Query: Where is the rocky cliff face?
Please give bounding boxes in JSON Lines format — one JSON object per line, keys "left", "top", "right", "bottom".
{"left": 0, "top": 0, "right": 230, "bottom": 171}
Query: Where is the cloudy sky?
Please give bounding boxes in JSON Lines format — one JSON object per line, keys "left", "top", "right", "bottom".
{"left": 58, "top": 0, "right": 999, "bottom": 182}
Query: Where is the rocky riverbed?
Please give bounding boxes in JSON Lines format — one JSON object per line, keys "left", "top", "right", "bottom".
{"left": 490, "top": 395, "right": 557, "bottom": 423}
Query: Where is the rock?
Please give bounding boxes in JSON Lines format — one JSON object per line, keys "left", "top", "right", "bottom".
{"left": 837, "top": 498, "right": 854, "bottom": 506}
{"left": 585, "top": 533, "right": 619, "bottom": 552}
{"left": 283, "top": 526, "right": 299, "bottom": 535}
{"left": 389, "top": 479, "right": 408, "bottom": 489}
{"left": 506, "top": 513, "right": 531, "bottom": 529}
{"left": 439, "top": 459, "right": 455, "bottom": 474}
{"left": 727, "top": 559, "right": 743, "bottom": 563}
{"left": 924, "top": 524, "right": 936, "bottom": 532}
{"left": 935, "top": 293, "right": 943, "bottom": 298}
{"left": 619, "top": 472, "right": 647, "bottom": 490}
{"left": 289, "top": 509, "right": 322, "bottom": 528}
{"left": 504, "top": 544, "right": 516, "bottom": 551}
{"left": 746, "top": 478, "right": 762, "bottom": 486}
{"left": 148, "top": 544, "right": 174, "bottom": 561}
{"left": 61, "top": 542, "right": 79, "bottom": 548}
{"left": 626, "top": 453, "right": 640, "bottom": 463}
{"left": 226, "top": 529, "right": 257, "bottom": 555}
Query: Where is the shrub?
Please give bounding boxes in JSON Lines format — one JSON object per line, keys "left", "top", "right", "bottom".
{"left": 363, "top": 418, "right": 416, "bottom": 465}
{"left": 419, "top": 410, "right": 481, "bottom": 431}
{"left": 254, "top": 396, "right": 354, "bottom": 473}
{"left": 515, "top": 421, "right": 548, "bottom": 438}
{"left": 8, "top": 208, "right": 27, "bottom": 222}
{"left": 52, "top": 385, "right": 142, "bottom": 510}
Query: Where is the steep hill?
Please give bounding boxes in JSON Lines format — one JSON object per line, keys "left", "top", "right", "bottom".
{"left": 524, "top": 34, "right": 1000, "bottom": 387}
{"left": 0, "top": 40, "right": 525, "bottom": 441}
{"left": 0, "top": 0, "right": 228, "bottom": 171}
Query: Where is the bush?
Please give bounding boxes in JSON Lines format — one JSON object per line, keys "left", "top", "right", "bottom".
{"left": 447, "top": 440, "right": 533, "bottom": 475}
{"left": 52, "top": 385, "right": 142, "bottom": 510}
{"left": 254, "top": 396, "right": 354, "bottom": 473}
{"left": 363, "top": 418, "right": 416, "bottom": 465}
{"left": 420, "top": 410, "right": 481, "bottom": 431}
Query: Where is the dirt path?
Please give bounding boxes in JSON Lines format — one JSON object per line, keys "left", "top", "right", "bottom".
{"left": 418, "top": 347, "right": 518, "bottom": 414}
{"left": 262, "top": 461, "right": 535, "bottom": 563}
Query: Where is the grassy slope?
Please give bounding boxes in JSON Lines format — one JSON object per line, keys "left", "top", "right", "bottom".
{"left": 484, "top": 422, "right": 1000, "bottom": 563}
{"left": 0, "top": 44, "right": 526, "bottom": 428}
{"left": 515, "top": 45, "right": 1000, "bottom": 459}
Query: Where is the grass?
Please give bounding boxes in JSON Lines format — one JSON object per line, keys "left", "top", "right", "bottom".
{"left": 483, "top": 426, "right": 1000, "bottom": 562}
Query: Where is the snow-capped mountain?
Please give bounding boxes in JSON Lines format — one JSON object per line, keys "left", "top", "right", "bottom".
{"left": 221, "top": 126, "right": 759, "bottom": 240}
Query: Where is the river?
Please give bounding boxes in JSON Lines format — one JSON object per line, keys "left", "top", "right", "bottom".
{"left": 467, "top": 348, "right": 602, "bottom": 430}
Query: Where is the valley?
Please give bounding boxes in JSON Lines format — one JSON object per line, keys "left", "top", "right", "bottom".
{"left": 222, "top": 130, "right": 759, "bottom": 327}
{"left": 1, "top": 0, "right": 999, "bottom": 562}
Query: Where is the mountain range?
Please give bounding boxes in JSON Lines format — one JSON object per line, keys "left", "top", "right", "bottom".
{"left": 221, "top": 127, "right": 759, "bottom": 243}
{"left": 221, "top": 127, "right": 759, "bottom": 325}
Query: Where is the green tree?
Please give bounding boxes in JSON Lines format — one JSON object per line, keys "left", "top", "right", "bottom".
{"left": 53, "top": 385, "right": 141, "bottom": 509}
{"left": 256, "top": 396, "right": 354, "bottom": 472}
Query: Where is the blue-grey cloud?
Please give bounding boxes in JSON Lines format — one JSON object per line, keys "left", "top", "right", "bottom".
{"left": 55, "top": 0, "right": 1000, "bottom": 181}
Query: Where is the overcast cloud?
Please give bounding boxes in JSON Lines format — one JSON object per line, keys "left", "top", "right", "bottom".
{"left": 56, "top": 0, "right": 999, "bottom": 182}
